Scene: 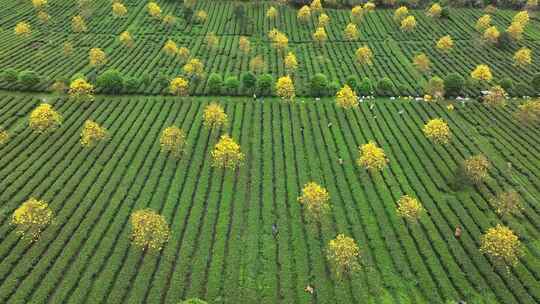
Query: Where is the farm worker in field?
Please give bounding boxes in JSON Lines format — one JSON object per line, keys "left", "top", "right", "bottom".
{"left": 454, "top": 226, "right": 462, "bottom": 239}
{"left": 272, "top": 223, "right": 278, "bottom": 238}
{"left": 338, "top": 158, "right": 343, "bottom": 165}
{"left": 304, "top": 284, "right": 314, "bottom": 294}
{"left": 327, "top": 122, "right": 332, "bottom": 128}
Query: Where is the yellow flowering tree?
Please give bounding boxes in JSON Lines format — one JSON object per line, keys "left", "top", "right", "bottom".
{"left": 297, "top": 5, "right": 312, "bottom": 24}
{"left": 513, "top": 11, "right": 529, "bottom": 26}
{"left": 89, "top": 48, "right": 107, "bottom": 68}
{"left": 364, "top": 2, "right": 376, "bottom": 11}
{"left": 326, "top": 234, "right": 361, "bottom": 279}
{"left": 162, "top": 15, "right": 176, "bottom": 27}
{"left": 0, "top": 127, "right": 8, "bottom": 145}
{"left": 480, "top": 224, "right": 522, "bottom": 268}
{"left": 400, "top": 15, "right": 416, "bottom": 32}
{"left": 396, "top": 195, "right": 425, "bottom": 223}
{"left": 483, "top": 85, "right": 507, "bottom": 107}
{"left": 80, "top": 120, "right": 108, "bottom": 148}
{"left": 344, "top": 23, "right": 359, "bottom": 41}
{"left": 203, "top": 102, "right": 228, "bottom": 129}
{"left": 177, "top": 47, "right": 190, "bottom": 61}
{"left": 356, "top": 46, "right": 373, "bottom": 65}
{"left": 119, "top": 31, "right": 134, "bottom": 48}
{"left": 32, "top": 0, "right": 47, "bottom": 10}
{"left": 357, "top": 141, "right": 388, "bottom": 172}
{"left": 15, "top": 22, "right": 32, "bottom": 38}
{"left": 269, "top": 29, "right": 288, "bottom": 53}
{"left": 183, "top": 58, "right": 205, "bottom": 79}
{"left": 490, "top": 191, "right": 523, "bottom": 216}
{"left": 239, "top": 36, "right": 250, "bottom": 55}
{"left": 147, "top": 2, "right": 162, "bottom": 19}
{"left": 312, "top": 27, "right": 327, "bottom": 45}
{"left": 130, "top": 209, "right": 170, "bottom": 251}
{"left": 284, "top": 52, "right": 298, "bottom": 75}
{"left": 475, "top": 14, "right": 491, "bottom": 32}
{"left": 72, "top": 15, "right": 87, "bottom": 33}
{"left": 162, "top": 40, "right": 178, "bottom": 56}
{"left": 471, "top": 64, "right": 492, "bottom": 82}
{"left": 169, "top": 77, "right": 189, "bottom": 96}
{"left": 266, "top": 6, "right": 278, "bottom": 19}
{"left": 507, "top": 22, "right": 524, "bottom": 41}
{"left": 69, "top": 78, "right": 95, "bottom": 102}
{"left": 112, "top": 2, "right": 127, "bottom": 18}
{"left": 275, "top": 76, "right": 295, "bottom": 101}
{"left": 250, "top": 55, "right": 266, "bottom": 74}
{"left": 206, "top": 32, "right": 219, "bottom": 50}
{"left": 160, "top": 126, "right": 186, "bottom": 158}
{"left": 393, "top": 6, "right": 408, "bottom": 22}
{"left": 413, "top": 53, "right": 431, "bottom": 74}
{"left": 11, "top": 198, "right": 54, "bottom": 241}
{"left": 29, "top": 103, "right": 62, "bottom": 134}
{"left": 436, "top": 35, "right": 453, "bottom": 52}
{"left": 335, "top": 85, "right": 358, "bottom": 109}
{"left": 63, "top": 41, "right": 74, "bottom": 57}
{"left": 351, "top": 5, "right": 364, "bottom": 24}
{"left": 318, "top": 13, "right": 330, "bottom": 28}
{"left": 426, "top": 3, "right": 442, "bottom": 18}
{"left": 211, "top": 134, "right": 244, "bottom": 169}
{"left": 463, "top": 154, "right": 490, "bottom": 184}
{"left": 513, "top": 47, "right": 531, "bottom": 67}
{"left": 310, "top": 0, "right": 323, "bottom": 14}
{"left": 514, "top": 100, "right": 540, "bottom": 126}
{"left": 423, "top": 118, "right": 451, "bottom": 144}
{"left": 298, "top": 182, "right": 331, "bottom": 224}
{"left": 37, "top": 11, "right": 50, "bottom": 25}
{"left": 483, "top": 26, "right": 500, "bottom": 44}
{"left": 195, "top": 10, "right": 207, "bottom": 23}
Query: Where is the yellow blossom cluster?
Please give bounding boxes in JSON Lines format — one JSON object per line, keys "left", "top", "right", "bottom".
{"left": 0, "top": 127, "right": 9, "bottom": 145}
{"left": 15, "top": 22, "right": 32, "bottom": 37}
{"left": 396, "top": 195, "right": 424, "bottom": 223}
{"left": 514, "top": 100, "right": 540, "bottom": 125}
{"left": 357, "top": 141, "right": 388, "bottom": 172}
{"left": 29, "top": 103, "right": 62, "bottom": 134}
{"left": 344, "top": 23, "right": 359, "bottom": 41}
{"left": 298, "top": 182, "right": 331, "bottom": 223}
{"left": 112, "top": 2, "right": 127, "bottom": 18}
{"left": 119, "top": 31, "right": 134, "bottom": 48}
{"left": 89, "top": 48, "right": 107, "bottom": 67}
{"left": 463, "top": 154, "right": 490, "bottom": 184}
{"left": 297, "top": 5, "right": 311, "bottom": 23}
{"left": 211, "top": 134, "right": 244, "bottom": 169}
{"left": 160, "top": 126, "right": 186, "bottom": 158}
{"left": 356, "top": 46, "right": 373, "bottom": 65}
{"left": 80, "top": 120, "right": 108, "bottom": 148}
{"left": 426, "top": 3, "right": 442, "bottom": 18}
{"left": 436, "top": 35, "right": 453, "bottom": 52}
{"left": 12, "top": 198, "right": 54, "bottom": 241}
{"left": 423, "top": 118, "right": 451, "bottom": 144}
{"left": 335, "top": 85, "right": 358, "bottom": 109}
{"left": 513, "top": 47, "right": 531, "bottom": 67}
{"left": 483, "top": 85, "right": 507, "bottom": 107}
{"left": 275, "top": 76, "right": 295, "bottom": 101}
{"left": 471, "top": 64, "right": 492, "bottom": 82}
{"left": 130, "top": 209, "right": 170, "bottom": 251}
{"left": 72, "top": 15, "right": 87, "bottom": 33}
{"left": 284, "top": 52, "right": 298, "bottom": 74}
{"left": 490, "top": 191, "right": 523, "bottom": 216}
{"left": 203, "top": 102, "right": 228, "bottom": 129}
{"left": 480, "top": 224, "right": 522, "bottom": 267}
{"left": 413, "top": 53, "right": 431, "bottom": 73}
{"left": 183, "top": 58, "right": 204, "bottom": 79}
{"left": 69, "top": 78, "right": 95, "bottom": 102}
{"left": 169, "top": 77, "right": 189, "bottom": 96}
{"left": 326, "top": 234, "right": 361, "bottom": 279}
{"left": 147, "top": 2, "right": 162, "bottom": 19}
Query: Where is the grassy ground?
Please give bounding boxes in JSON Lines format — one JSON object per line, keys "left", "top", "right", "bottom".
{"left": 0, "top": 93, "right": 538, "bottom": 303}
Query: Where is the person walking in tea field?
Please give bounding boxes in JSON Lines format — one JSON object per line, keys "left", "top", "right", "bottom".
{"left": 455, "top": 226, "right": 462, "bottom": 239}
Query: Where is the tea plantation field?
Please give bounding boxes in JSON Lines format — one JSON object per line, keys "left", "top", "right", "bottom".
{"left": 1, "top": 1, "right": 540, "bottom": 96}
{"left": 0, "top": 93, "right": 539, "bottom": 303}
